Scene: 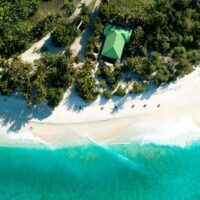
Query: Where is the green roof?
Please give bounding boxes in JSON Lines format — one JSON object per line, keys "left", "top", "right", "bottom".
{"left": 101, "top": 24, "right": 132, "bottom": 60}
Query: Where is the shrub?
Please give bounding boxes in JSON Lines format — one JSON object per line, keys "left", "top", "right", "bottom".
{"left": 171, "top": 46, "right": 186, "bottom": 59}
{"left": 30, "top": 14, "right": 57, "bottom": 39}
{"left": 47, "top": 88, "right": 64, "bottom": 107}
{"left": 100, "top": 80, "right": 107, "bottom": 88}
{"left": 130, "top": 82, "right": 145, "bottom": 94}
{"left": 103, "top": 90, "right": 112, "bottom": 99}
{"left": 63, "top": 2, "right": 76, "bottom": 17}
{"left": 114, "top": 86, "right": 126, "bottom": 97}
{"left": 75, "top": 76, "right": 99, "bottom": 103}
{"left": 51, "top": 21, "right": 78, "bottom": 47}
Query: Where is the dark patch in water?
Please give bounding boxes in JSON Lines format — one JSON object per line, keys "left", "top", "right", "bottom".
{"left": 0, "top": 143, "right": 200, "bottom": 200}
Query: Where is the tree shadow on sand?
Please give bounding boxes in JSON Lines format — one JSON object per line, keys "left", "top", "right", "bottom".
{"left": 64, "top": 80, "right": 171, "bottom": 115}
{"left": 76, "top": 6, "right": 100, "bottom": 58}
{"left": 141, "top": 84, "right": 158, "bottom": 100}
{"left": 0, "top": 95, "right": 52, "bottom": 132}
{"left": 140, "top": 81, "right": 179, "bottom": 100}
{"left": 110, "top": 95, "right": 129, "bottom": 114}
{"left": 64, "top": 90, "right": 87, "bottom": 113}
{"left": 40, "top": 36, "right": 65, "bottom": 54}
{"left": 76, "top": 28, "right": 92, "bottom": 58}
{"left": 94, "top": 84, "right": 160, "bottom": 114}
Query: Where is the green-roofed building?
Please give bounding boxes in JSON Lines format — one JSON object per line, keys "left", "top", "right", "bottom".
{"left": 101, "top": 24, "right": 132, "bottom": 60}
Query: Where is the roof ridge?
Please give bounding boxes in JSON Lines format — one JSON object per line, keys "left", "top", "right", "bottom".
{"left": 102, "top": 24, "right": 132, "bottom": 60}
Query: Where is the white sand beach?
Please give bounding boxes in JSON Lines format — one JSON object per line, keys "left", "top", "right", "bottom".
{"left": 1, "top": 66, "right": 200, "bottom": 148}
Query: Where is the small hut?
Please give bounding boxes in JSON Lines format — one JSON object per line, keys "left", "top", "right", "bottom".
{"left": 101, "top": 24, "right": 132, "bottom": 60}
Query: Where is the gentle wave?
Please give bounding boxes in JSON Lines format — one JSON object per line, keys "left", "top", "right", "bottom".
{"left": 1, "top": 116, "right": 200, "bottom": 149}
{"left": 0, "top": 125, "right": 48, "bottom": 148}
{"left": 127, "top": 117, "right": 200, "bottom": 148}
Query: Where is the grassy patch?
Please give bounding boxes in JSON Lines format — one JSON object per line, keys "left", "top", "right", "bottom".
{"left": 27, "top": 0, "right": 83, "bottom": 28}
{"left": 27, "top": 0, "right": 65, "bottom": 28}
{"left": 108, "top": 0, "right": 153, "bottom": 13}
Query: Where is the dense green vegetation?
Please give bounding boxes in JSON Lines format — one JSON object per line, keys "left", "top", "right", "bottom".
{"left": 51, "top": 4, "right": 90, "bottom": 47}
{"left": 75, "top": 60, "right": 99, "bottom": 103}
{"left": 83, "top": 0, "right": 200, "bottom": 100}
{"left": 52, "top": 21, "right": 79, "bottom": 47}
{"left": 62, "top": 0, "right": 76, "bottom": 17}
{"left": 0, "top": 0, "right": 37, "bottom": 57}
{"left": 0, "top": 54, "right": 75, "bottom": 107}
{"left": 1, "top": 0, "right": 200, "bottom": 107}
{"left": 0, "top": 0, "right": 83, "bottom": 107}
{"left": 0, "top": 0, "right": 76, "bottom": 58}
{"left": 0, "top": 0, "right": 93, "bottom": 107}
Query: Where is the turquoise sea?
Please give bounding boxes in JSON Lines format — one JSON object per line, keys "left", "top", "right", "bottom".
{"left": 0, "top": 142, "right": 200, "bottom": 200}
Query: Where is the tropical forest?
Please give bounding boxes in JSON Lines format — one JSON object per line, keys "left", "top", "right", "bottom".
{"left": 0, "top": 0, "right": 200, "bottom": 107}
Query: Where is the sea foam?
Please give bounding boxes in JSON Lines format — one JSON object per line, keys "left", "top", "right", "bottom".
{"left": 129, "top": 117, "right": 200, "bottom": 148}
{"left": 0, "top": 124, "right": 48, "bottom": 147}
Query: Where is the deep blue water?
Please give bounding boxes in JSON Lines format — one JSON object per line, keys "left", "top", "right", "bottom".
{"left": 0, "top": 142, "right": 200, "bottom": 200}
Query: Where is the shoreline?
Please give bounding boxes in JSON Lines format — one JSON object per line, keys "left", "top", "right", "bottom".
{"left": 1, "top": 67, "right": 200, "bottom": 148}
{"left": 1, "top": 114, "right": 200, "bottom": 149}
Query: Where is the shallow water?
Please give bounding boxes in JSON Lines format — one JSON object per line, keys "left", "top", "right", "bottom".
{"left": 0, "top": 142, "right": 200, "bottom": 200}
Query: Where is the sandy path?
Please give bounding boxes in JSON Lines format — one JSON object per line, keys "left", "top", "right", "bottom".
{"left": 20, "top": 0, "right": 95, "bottom": 63}
{"left": 71, "top": 0, "right": 101, "bottom": 58}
